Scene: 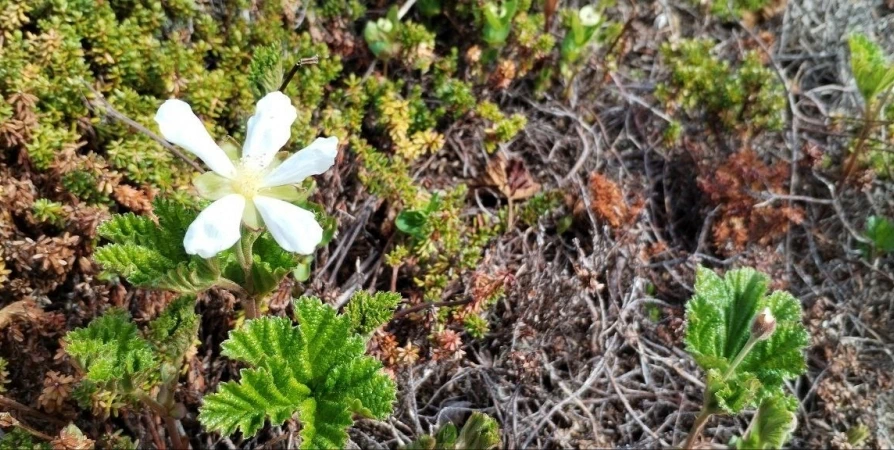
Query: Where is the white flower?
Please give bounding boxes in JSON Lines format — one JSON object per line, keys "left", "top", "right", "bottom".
{"left": 579, "top": 5, "right": 601, "bottom": 27}
{"left": 154, "top": 91, "right": 338, "bottom": 258}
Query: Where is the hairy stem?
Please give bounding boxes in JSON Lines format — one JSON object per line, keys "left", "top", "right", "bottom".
{"left": 723, "top": 333, "right": 760, "bottom": 381}
{"left": 235, "top": 232, "right": 260, "bottom": 319}
{"left": 138, "top": 392, "right": 188, "bottom": 449}
{"left": 839, "top": 100, "right": 880, "bottom": 189}
{"left": 163, "top": 416, "right": 188, "bottom": 450}
{"left": 682, "top": 407, "right": 713, "bottom": 450}
{"left": 215, "top": 278, "right": 248, "bottom": 296}
{"left": 681, "top": 333, "right": 761, "bottom": 449}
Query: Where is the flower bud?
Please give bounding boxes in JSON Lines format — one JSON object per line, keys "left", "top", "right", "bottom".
{"left": 377, "top": 18, "right": 393, "bottom": 33}
{"left": 751, "top": 307, "right": 777, "bottom": 341}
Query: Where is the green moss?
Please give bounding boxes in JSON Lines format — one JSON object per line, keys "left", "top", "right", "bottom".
{"left": 476, "top": 101, "right": 527, "bottom": 153}
{"left": 0, "top": 0, "right": 341, "bottom": 198}
{"left": 701, "top": 0, "right": 772, "bottom": 20}
{"left": 656, "top": 39, "right": 785, "bottom": 137}
{"left": 32, "top": 199, "right": 67, "bottom": 227}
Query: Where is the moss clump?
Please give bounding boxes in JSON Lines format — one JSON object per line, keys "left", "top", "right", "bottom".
{"left": 0, "top": 0, "right": 340, "bottom": 202}
{"left": 656, "top": 39, "right": 786, "bottom": 139}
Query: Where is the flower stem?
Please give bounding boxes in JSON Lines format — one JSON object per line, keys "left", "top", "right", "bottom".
{"left": 279, "top": 56, "right": 320, "bottom": 92}
{"left": 682, "top": 407, "right": 713, "bottom": 450}
{"left": 682, "top": 334, "right": 762, "bottom": 449}
{"left": 138, "top": 391, "right": 188, "bottom": 449}
{"left": 839, "top": 100, "right": 879, "bottom": 189}
{"left": 722, "top": 334, "right": 760, "bottom": 381}
{"left": 234, "top": 232, "right": 260, "bottom": 319}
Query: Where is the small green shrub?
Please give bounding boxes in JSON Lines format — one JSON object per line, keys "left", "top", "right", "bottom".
{"left": 700, "top": 0, "right": 772, "bottom": 21}
{"left": 656, "top": 40, "right": 786, "bottom": 138}
{"left": 64, "top": 296, "right": 199, "bottom": 418}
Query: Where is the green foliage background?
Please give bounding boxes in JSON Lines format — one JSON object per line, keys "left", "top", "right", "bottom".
{"left": 0, "top": 0, "right": 338, "bottom": 195}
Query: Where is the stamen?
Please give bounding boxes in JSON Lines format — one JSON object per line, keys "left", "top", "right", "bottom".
{"left": 230, "top": 164, "right": 265, "bottom": 199}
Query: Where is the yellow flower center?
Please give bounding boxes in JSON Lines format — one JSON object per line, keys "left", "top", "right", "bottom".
{"left": 230, "top": 165, "right": 265, "bottom": 199}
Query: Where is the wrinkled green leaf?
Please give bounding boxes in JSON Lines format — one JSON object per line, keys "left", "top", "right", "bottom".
{"left": 199, "top": 297, "right": 396, "bottom": 448}
{"left": 146, "top": 296, "right": 199, "bottom": 366}
{"left": 402, "top": 412, "right": 500, "bottom": 450}
{"left": 345, "top": 290, "right": 401, "bottom": 335}
{"left": 64, "top": 309, "right": 155, "bottom": 386}
{"left": 730, "top": 394, "right": 798, "bottom": 449}
{"left": 95, "top": 198, "right": 221, "bottom": 293}
{"left": 849, "top": 34, "right": 894, "bottom": 102}
{"left": 684, "top": 267, "right": 808, "bottom": 412}
{"left": 456, "top": 412, "right": 501, "bottom": 450}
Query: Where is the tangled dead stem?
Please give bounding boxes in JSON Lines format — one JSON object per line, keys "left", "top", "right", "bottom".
{"left": 1, "top": 0, "right": 894, "bottom": 448}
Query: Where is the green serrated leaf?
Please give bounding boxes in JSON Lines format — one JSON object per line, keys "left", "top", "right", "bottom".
{"left": 199, "top": 365, "right": 311, "bottom": 435}
{"left": 146, "top": 296, "right": 199, "bottom": 366}
{"left": 345, "top": 290, "right": 402, "bottom": 335}
{"left": 248, "top": 44, "right": 284, "bottom": 99}
{"left": 434, "top": 423, "right": 458, "bottom": 449}
{"left": 849, "top": 34, "right": 894, "bottom": 102}
{"left": 736, "top": 290, "right": 809, "bottom": 400}
{"left": 95, "top": 198, "right": 221, "bottom": 293}
{"left": 250, "top": 232, "right": 300, "bottom": 296}
{"left": 64, "top": 309, "right": 156, "bottom": 387}
{"left": 730, "top": 394, "right": 798, "bottom": 449}
{"left": 199, "top": 298, "right": 396, "bottom": 447}
{"left": 297, "top": 397, "right": 354, "bottom": 449}
{"left": 456, "top": 412, "right": 501, "bottom": 450}
{"left": 707, "top": 369, "right": 761, "bottom": 414}
{"left": 684, "top": 267, "right": 808, "bottom": 412}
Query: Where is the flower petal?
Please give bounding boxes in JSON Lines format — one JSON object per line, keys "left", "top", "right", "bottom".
{"left": 242, "top": 199, "right": 261, "bottom": 229}
{"left": 194, "top": 172, "right": 235, "bottom": 201}
{"left": 184, "top": 194, "right": 246, "bottom": 258}
{"left": 241, "top": 91, "right": 298, "bottom": 170}
{"left": 155, "top": 99, "right": 235, "bottom": 177}
{"left": 261, "top": 136, "right": 338, "bottom": 187}
{"left": 253, "top": 195, "right": 323, "bottom": 254}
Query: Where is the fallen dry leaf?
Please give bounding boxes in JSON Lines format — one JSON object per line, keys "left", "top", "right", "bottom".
{"left": 483, "top": 154, "right": 541, "bottom": 201}
{"left": 587, "top": 173, "right": 630, "bottom": 228}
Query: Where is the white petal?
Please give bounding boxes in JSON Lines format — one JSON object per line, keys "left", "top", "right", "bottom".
{"left": 253, "top": 195, "right": 323, "bottom": 254}
{"left": 155, "top": 99, "right": 236, "bottom": 177}
{"left": 184, "top": 194, "right": 246, "bottom": 258}
{"left": 261, "top": 137, "right": 338, "bottom": 188}
{"left": 193, "top": 171, "right": 235, "bottom": 201}
{"left": 241, "top": 91, "right": 298, "bottom": 169}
